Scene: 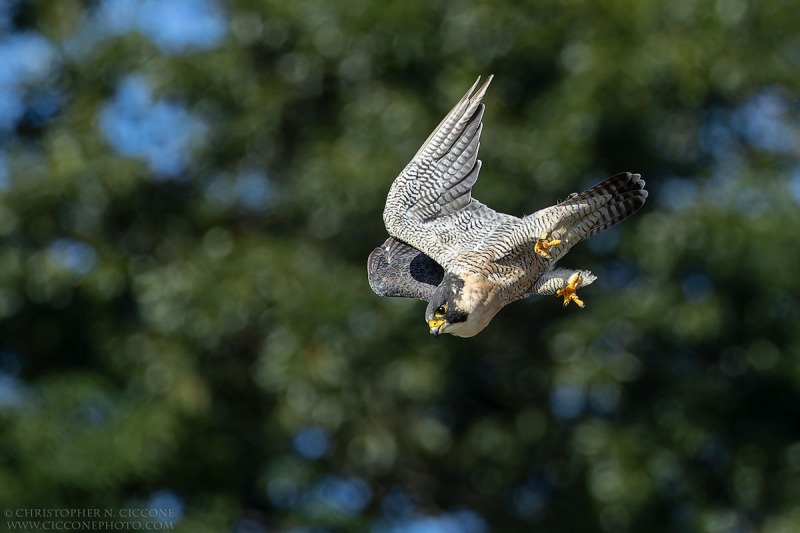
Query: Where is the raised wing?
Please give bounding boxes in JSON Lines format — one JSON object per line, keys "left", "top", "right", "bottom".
{"left": 367, "top": 237, "right": 444, "bottom": 301}
{"left": 381, "top": 76, "right": 517, "bottom": 270}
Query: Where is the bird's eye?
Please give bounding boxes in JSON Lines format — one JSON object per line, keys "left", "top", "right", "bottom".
{"left": 435, "top": 304, "right": 447, "bottom": 318}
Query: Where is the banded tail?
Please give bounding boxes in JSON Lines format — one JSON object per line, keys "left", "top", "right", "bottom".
{"left": 562, "top": 171, "right": 648, "bottom": 240}
{"left": 531, "top": 172, "right": 648, "bottom": 261}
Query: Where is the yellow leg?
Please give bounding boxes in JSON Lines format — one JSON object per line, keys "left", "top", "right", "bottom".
{"left": 534, "top": 232, "right": 561, "bottom": 259}
{"left": 556, "top": 273, "right": 585, "bottom": 308}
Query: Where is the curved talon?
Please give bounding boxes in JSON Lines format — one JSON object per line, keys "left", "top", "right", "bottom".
{"left": 556, "top": 273, "right": 585, "bottom": 308}
{"left": 534, "top": 233, "right": 561, "bottom": 259}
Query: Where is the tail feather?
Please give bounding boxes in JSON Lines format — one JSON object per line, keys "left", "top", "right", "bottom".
{"left": 527, "top": 172, "right": 647, "bottom": 267}
{"left": 558, "top": 172, "right": 648, "bottom": 241}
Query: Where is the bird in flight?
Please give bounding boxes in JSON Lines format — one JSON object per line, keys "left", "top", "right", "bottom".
{"left": 368, "top": 76, "right": 648, "bottom": 337}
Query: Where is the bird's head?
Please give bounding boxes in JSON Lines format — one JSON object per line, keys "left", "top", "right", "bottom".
{"left": 425, "top": 272, "right": 504, "bottom": 338}
{"left": 424, "top": 274, "right": 470, "bottom": 337}
{"left": 425, "top": 282, "right": 469, "bottom": 337}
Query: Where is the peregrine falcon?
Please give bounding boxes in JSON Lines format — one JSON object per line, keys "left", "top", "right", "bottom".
{"left": 367, "top": 76, "right": 648, "bottom": 337}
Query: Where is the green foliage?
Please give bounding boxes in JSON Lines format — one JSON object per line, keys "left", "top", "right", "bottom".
{"left": 2, "top": 0, "right": 800, "bottom": 531}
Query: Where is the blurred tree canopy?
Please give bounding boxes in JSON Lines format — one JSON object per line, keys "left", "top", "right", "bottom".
{"left": 1, "top": 0, "right": 800, "bottom": 531}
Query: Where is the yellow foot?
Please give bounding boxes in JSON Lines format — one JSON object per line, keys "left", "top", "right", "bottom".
{"left": 534, "top": 233, "right": 561, "bottom": 259}
{"left": 556, "top": 273, "right": 585, "bottom": 308}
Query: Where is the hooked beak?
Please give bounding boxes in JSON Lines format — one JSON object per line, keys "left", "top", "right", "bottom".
{"left": 428, "top": 319, "right": 447, "bottom": 337}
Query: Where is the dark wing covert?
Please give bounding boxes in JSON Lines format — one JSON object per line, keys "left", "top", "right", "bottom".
{"left": 367, "top": 237, "right": 444, "bottom": 301}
